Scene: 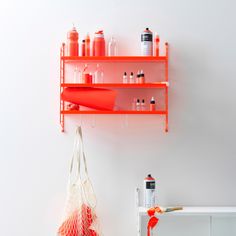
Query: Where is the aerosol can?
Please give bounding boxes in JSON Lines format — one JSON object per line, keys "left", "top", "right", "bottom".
{"left": 141, "top": 28, "right": 153, "bottom": 56}
{"left": 144, "top": 174, "right": 155, "bottom": 208}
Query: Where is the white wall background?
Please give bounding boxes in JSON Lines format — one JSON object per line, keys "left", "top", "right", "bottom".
{"left": 0, "top": 0, "right": 236, "bottom": 235}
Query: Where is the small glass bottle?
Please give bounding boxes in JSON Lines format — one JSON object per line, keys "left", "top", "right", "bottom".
{"left": 150, "top": 97, "right": 156, "bottom": 111}
{"left": 108, "top": 37, "right": 117, "bottom": 56}
{"left": 141, "top": 99, "right": 146, "bottom": 111}
{"left": 123, "top": 72, "right": 128, "bottom": 83}
{"left": 81, "top": 40, "right": 85, "bottom": 56}
{"left": 132, "top": 98, "right": 137, "bottom": 110}
{"left": 129, "top": 72, "right": 134, "bottom": 83}
{"left": 136, "top": 71, "right": 140, "bottom": 83}
{"left": 94, "top": 64, "right": 104, "bottom": 83}
{"left": 136, "top": 99, "right": 140, "bottom": 111}
{"left": 73, "top": 66, "right": 81, "bottom": 83}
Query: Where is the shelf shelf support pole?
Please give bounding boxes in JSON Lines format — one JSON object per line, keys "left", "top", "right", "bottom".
{"left": 165, "top": 42, "right": 169, "bottom": 132}
{"left": 60, "top": 43, "right": 65, "bottom": 132}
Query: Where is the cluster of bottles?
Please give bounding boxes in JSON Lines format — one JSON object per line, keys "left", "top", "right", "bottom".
{"left": 67, "top": 26, "right": 117, "bottom": 57}
{"left": 141, "top": 28, "right": 160, "bottom": 56}
{"left": 132, "top": 97, "right": 156, "bottom": 111}
{"left": 123, "top": 70, "right": 145, "bottom": 84}
{"left": 73, "top": 64, "right": 104, "bottom": 84}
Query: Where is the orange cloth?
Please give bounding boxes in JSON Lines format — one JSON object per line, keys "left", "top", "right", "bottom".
{"left": 58, "top": 204, "right": 97, "bottom": 236}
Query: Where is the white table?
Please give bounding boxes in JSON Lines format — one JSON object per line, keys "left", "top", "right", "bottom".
{"left": 137, "top": 207, "right": 236, "bottom": 236}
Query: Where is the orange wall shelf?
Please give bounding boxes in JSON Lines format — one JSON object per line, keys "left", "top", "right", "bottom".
{"left": 60, "top": 42, "right": 169, "bottom": 132}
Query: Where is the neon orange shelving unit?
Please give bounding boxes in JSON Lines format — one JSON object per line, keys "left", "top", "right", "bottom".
{"left": 60, "top": 42, "right": 169, "bottom": 132}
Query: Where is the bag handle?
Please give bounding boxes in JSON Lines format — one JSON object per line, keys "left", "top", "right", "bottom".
{"left": 69, "top": 126, "right": 88, "bottom": 183}
{"left": 69, "top": 126, "right": 97, "bottom": 208}
{"left": 77, "top": 126, "right": 89, "bottom": 178}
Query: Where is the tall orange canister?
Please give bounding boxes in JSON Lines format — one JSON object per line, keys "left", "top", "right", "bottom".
{"left": 67, "top": 26, "right": 79, "bottom": 56}
{"left": 93, "top": 30, "right": 105, "bottom": 56}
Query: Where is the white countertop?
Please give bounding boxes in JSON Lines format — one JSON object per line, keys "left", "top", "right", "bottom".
{"left": 138, "top": 207, "right": 236, "bottom": 216}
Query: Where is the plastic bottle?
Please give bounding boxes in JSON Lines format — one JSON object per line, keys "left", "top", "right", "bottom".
{"left": 94, "top": 64, "right": 104, "bottom": 83}
{"left": 150, "top": 97, "right": 156, "bottom": 111}
{"left": 81, "top": 40, "right": 85, "bottom": 56}
{"left": 93, "top": 30, "right": 105, "bottom": 56}
{"left": 67, "top": 26, "right": 79, "bottom": 56}
{"left": 73, "top": 66, "right": 78, "bottom": 83}
{"left": 144, "top": 174, "right": 156, "bottom": 208}
{"left": 154, "top": 33, "right": 160, "bottom": 56}
{"left": 141, "top": 28, "right": 153, "bottom": 56}
{"left": 129, "top": 72, "right": 134, "bottom": 83}
{"left": 136, "top": 99, "right": 140, "bottom": 111}
{"left": 108, "top": 37, "right": 117, "bottom": 56}
{"left": 85, "top": 33, "right": 90, "bottom": 56}
{"left": 123, "top": 72, "right": 128, "bottom": 83}
{"left": 141, "top": 99, "right": 146, "bottom": 111}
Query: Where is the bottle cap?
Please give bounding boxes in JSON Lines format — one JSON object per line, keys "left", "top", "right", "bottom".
{"left": 142, "top": 99, "right": 145, "bottom": 103}
{"left": 150, "top": 97, "right": 155, "bottom": 104}
{"left": 137, "top": 99, "right": 140, "bottom": 103}
{"left": 131, "top": 72, "right": 134, "bottom": 76}
{"left": 82, "top": 40, "right": 85, "bottom": 43}
{"left": 124, "top": 72, "right": 127, "bottom": 75}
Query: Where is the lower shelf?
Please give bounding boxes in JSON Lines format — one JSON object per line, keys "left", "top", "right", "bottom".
{"left": 61, "top": 110, "right": 167, "bottom": 115}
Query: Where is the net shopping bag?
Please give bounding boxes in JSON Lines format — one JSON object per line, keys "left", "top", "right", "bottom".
{"left": 58, "top": 126, "right": 101, "bottom": 236}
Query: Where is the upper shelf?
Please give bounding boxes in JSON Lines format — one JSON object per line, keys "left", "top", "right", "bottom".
{"left": 61, "top": 56, "right": 167, "bottom": 62}
{"left": 61, "top": 82, "right": 169, "bottom": 88}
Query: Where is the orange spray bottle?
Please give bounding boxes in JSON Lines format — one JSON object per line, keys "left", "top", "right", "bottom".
{"left": 85, "top": 33, "right": 90, "bottom": 56}
{"left": 154, "top": 33, "right": 160, "bottom": 57}
{"left": 67, "top": 26, "right": 79, "bottom": 56}
{"left": 93, "top": 30, "right": 105, "bottom": 56}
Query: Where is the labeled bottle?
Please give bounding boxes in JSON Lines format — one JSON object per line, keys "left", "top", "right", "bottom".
{"left": 150, "top": 97, "right": 156, "bottom": 111}
{"left": 94, "top": 64, "right": 104, "bottom": 83}
{"left": 129, "top": 72, "right": 134, "bottom": 83}
{"left": 67, "top": 26, "right": 79, "bottom": 56}
{"left": 141, "top": 99, "right": 146, "bottom": 111}
{"left": 81, "top": 40, "right": 85, "bottom": 56}
{"left": 154, "top": 33, "right": 160, "bottom": 56}
{"left": 139, "top": 70, "right": 145, "bottom": 83}
{"left": 144, "top": 174, "right": 156, "bottom": 208}
{"left": 141, "top": 28, "right": 153, "bottom": 56}
{"left": 85, "top": 33, "right": 90, "bottom": 56}
{"left": 136, "top": 99, "right": 140, "bottom": 111}
{"left": 123, "top": 72, "right": 128, "bottom": 83}
{"left": 93, "top": 30, "right": 105, "bottom": 56}
{"left": 108, "top": 37, "right": 117, "bottom": 56}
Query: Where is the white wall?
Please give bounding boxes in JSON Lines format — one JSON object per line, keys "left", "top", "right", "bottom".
{"left": 0, "top": 0, "right": 236, "bottom": 235}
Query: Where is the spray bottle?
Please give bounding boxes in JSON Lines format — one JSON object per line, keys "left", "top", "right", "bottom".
{"left": 144, "top": 174, "right": 156, "bottom": 208}
{"left": 141, "top": 28, "right": 153, "bottom": 56}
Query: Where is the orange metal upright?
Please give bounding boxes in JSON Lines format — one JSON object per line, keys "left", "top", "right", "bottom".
{"left": 165, "top": 42, "right": 169, "bottom": 132}
{"left": 59, "top": 42, "right": 169, "bottom": 132}
{"left": 60, "top": 43, "right": 65, "bottom": 132}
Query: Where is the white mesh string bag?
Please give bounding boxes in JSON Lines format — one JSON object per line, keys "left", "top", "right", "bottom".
{"left": 58, "top": 126, "right": 101, "bottom": 236}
